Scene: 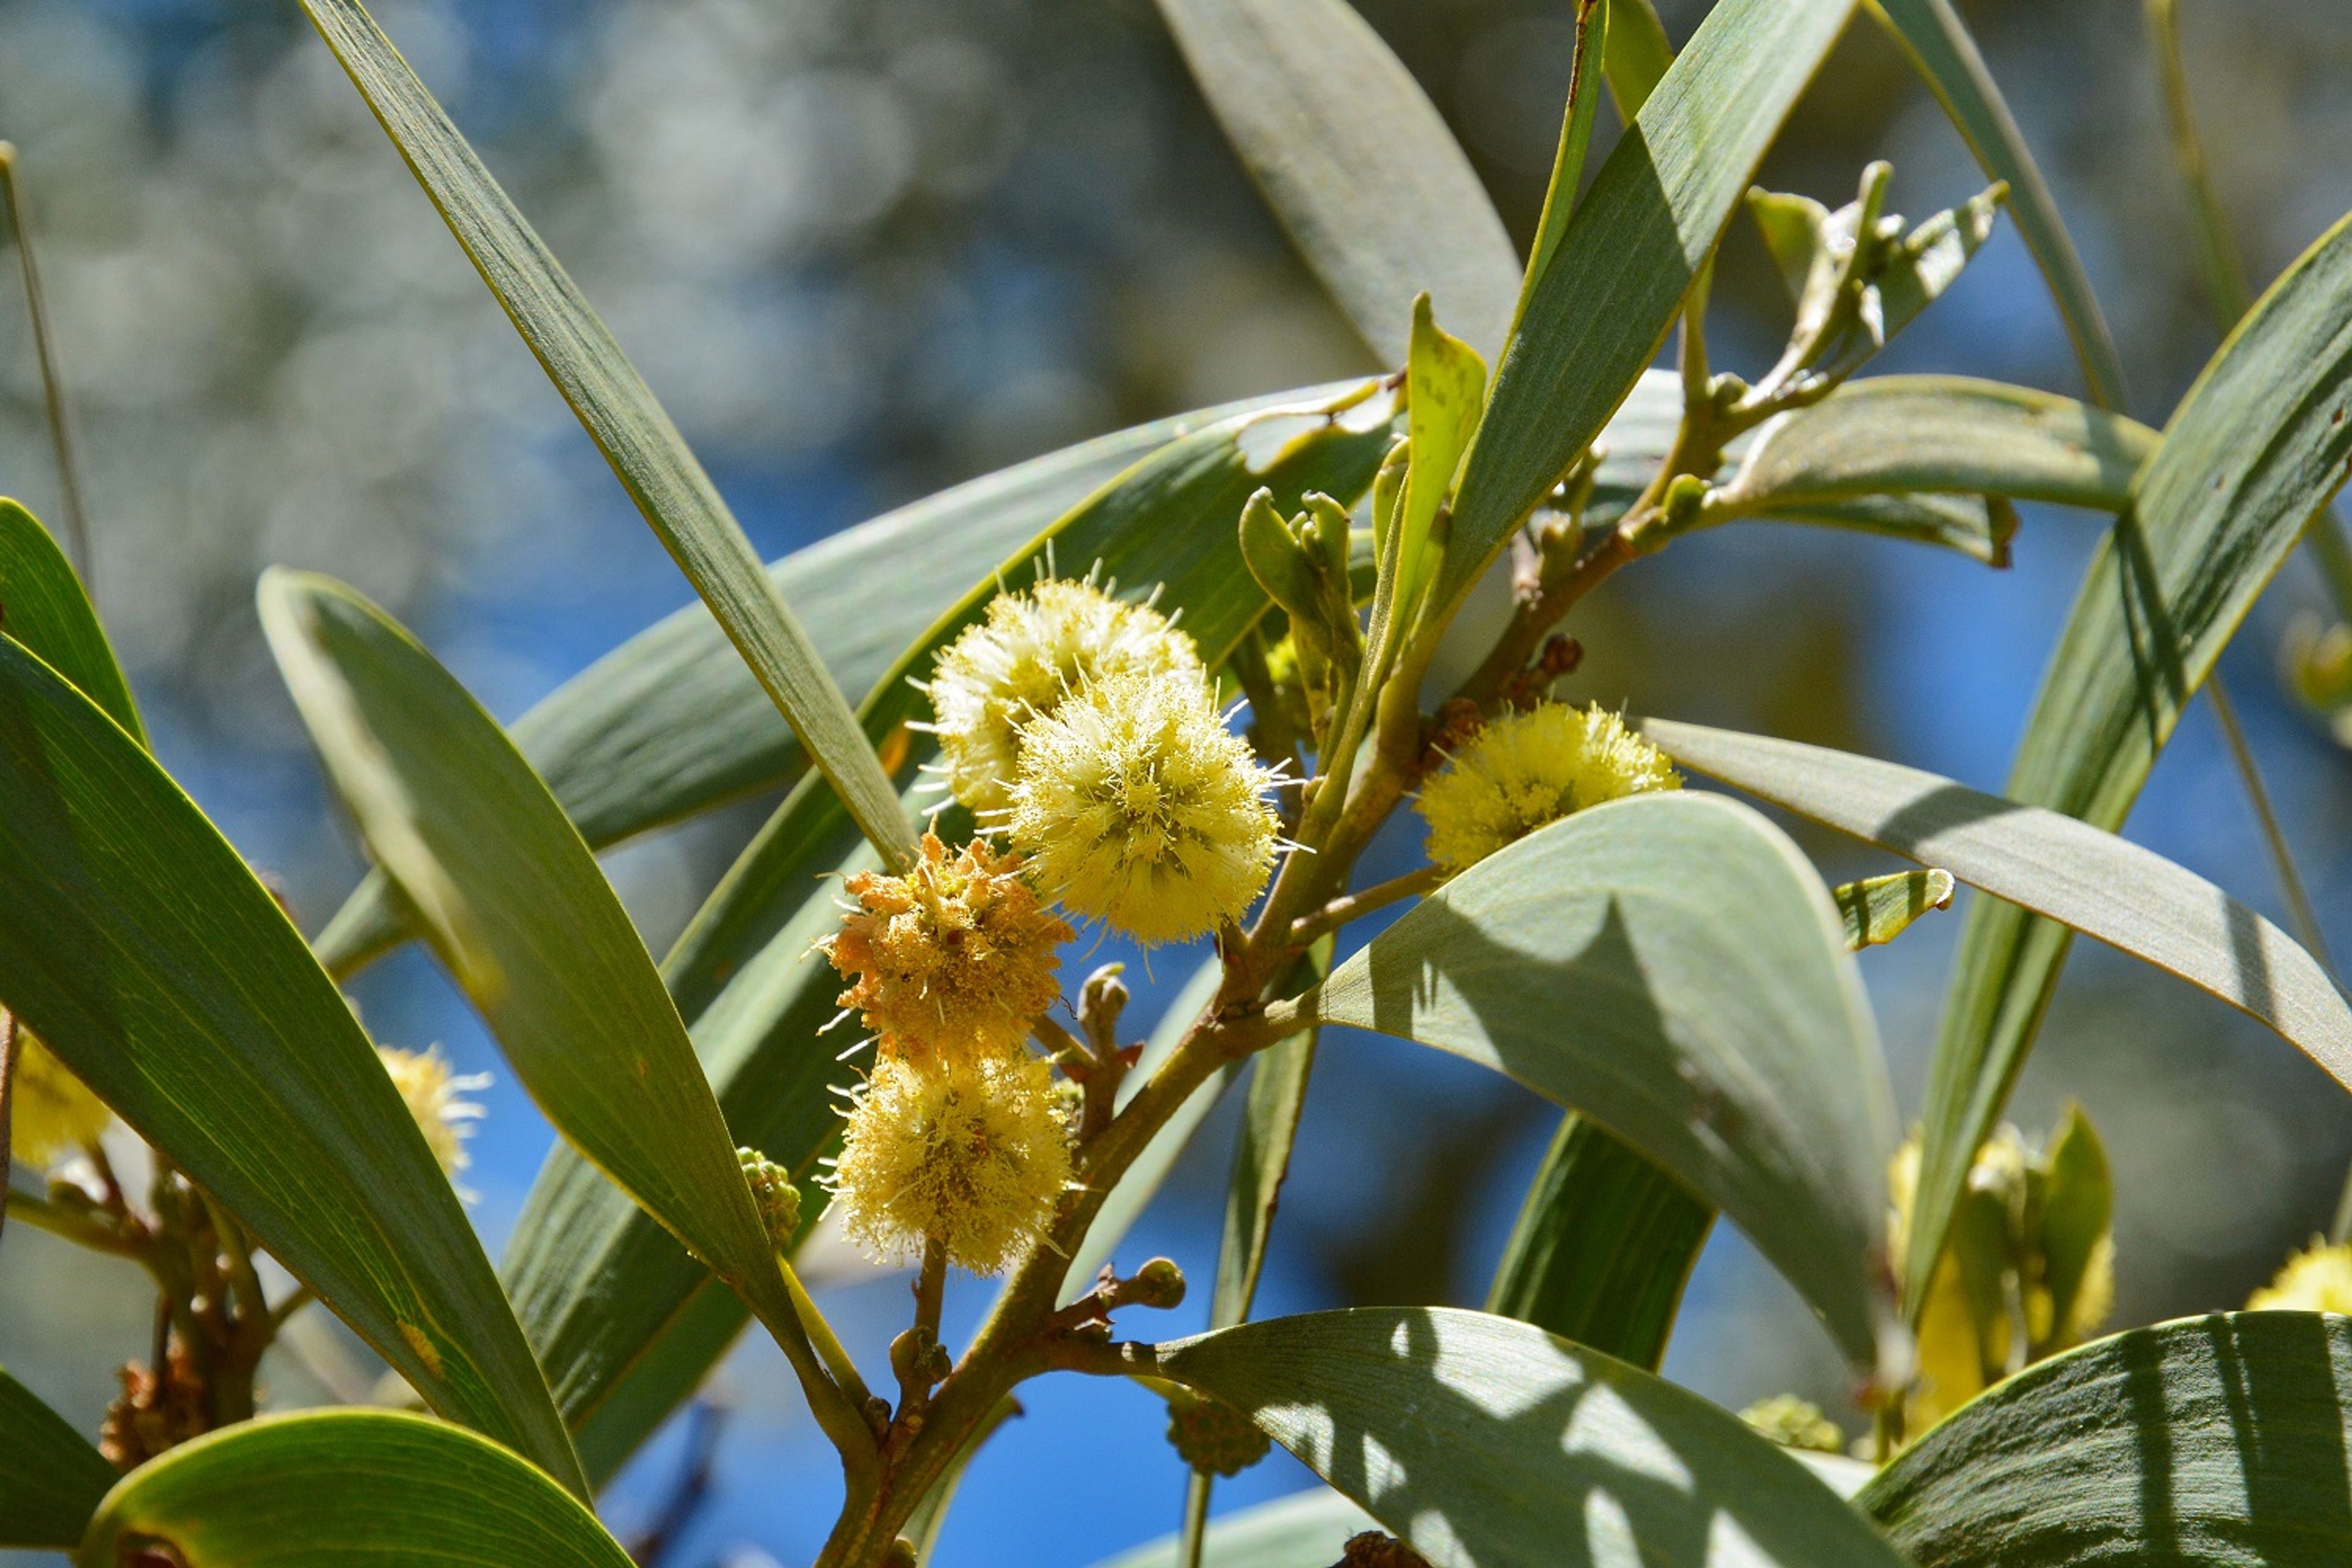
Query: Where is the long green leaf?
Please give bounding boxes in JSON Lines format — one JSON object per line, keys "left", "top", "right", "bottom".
{"left": 295, "top": 0, "right": 911, "bottom": 869}
{"left": 0, "top": 1367, "right": 113, "bottom": 1549}
{"left": 1860, "top": 1312, "right": 2352, "bottom": 1566}
{"left": 0, "top": 499, "right": 139, "bottom": 742}
{"left": 1150, "top": 1307, "right": 1910, "bottom": 1567}
{"left": 257, "top": 573, "right": 810, "bottom": 1386}
{"left": 0, "top": 634, "right": 581, "bottom": 1492}
{"left": 75, "top": 1409, "right": 634, "bottom": 1568}
{"left": 1437, "top": 0, "right": 1858, "bottom": 616}
{"left": 1711, "top": 376, "right": 2156, "bottom": 518}
{"left": 1868, "top": 0, "right": 2127, "bottom": 409}
{"left": 1648, "top": 720, "right": 2352, "bottom": 1075}
{"left": 1296, "top": 791, "right": 1902, "bottom": 1377}
{"left": 1602, "top": 0, "right": 1675, "bottom": 119}
{"left": 1484, "top": 1115, "right": 1713, "bottom": 1373}
{"left": 1914, "top": 203, "right": 2352, "bottom": 1312}
{"left": 1093, "top": 1490, "right": 1374, "bottom": 1568}
{"left": 498, "top": 393, "right": 1392, "bottom": 1473}
{"left": 1150, "top": 0, "right": 1520, "bottom": 364}
{"left": 315, "top": 382, "right": 1389, "bottom": 977}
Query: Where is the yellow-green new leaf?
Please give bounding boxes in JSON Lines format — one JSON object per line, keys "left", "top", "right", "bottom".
{"left": 1151, "top": 1307, "right": 1911, "bottom": 1567}
{"left": 0, "top": 1367, "right": 113, "bottom": 1548}
{"left": 0, "top": 499, "right": 140, "bottom": 743}
{"left": 1860, "top": 1313, "right": 2352, "bottom": 1566}
{"left": 257, "top": 573, "right": 820, "bottom": 1413}
{"left": 1295, "top": 792, "right": 1902, "bottom": 1376}
{"left": 1441, "top": 0, "right": 1859, "bottom": 617}
{"left": 1836, "top": 869, "right": 1956, "bottom": 950}
{"left": 1869, "top": 0, "right": 2127, "bottom": 408}
{"left": 77, "top": 1410, "right": 634, "bottom": 1568}
{"left": 1647, "top": 720, "right": 2352, "bottom": 1101}
{"left": 295, "top": 0, "right": 911, "bottom": 870}
{"left": 1396, "top": 295, "right": 1487, "bottom": 624}
{"left": 1915, "top": 202, "right": 2352, "bottom": 1313}
{"left": 0, "top": 635, "right": 580, "bottom": 1492}
{"left": 1150, "top": 0, "right": 1520, "bottom": 364}
{"left": 1602, "top": 0, "right": 1675, "bottom": 119}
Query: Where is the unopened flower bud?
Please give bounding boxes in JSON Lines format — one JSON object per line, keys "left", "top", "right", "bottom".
{"left": 1125, "top": 1257, "right": 1186, "bottom": 1310}
{"left": 738, "top": 1147, "right": 802, "bottom": 1250}
{"left": 1164, "top": 1387, "right": 1270, "bottom": 1477}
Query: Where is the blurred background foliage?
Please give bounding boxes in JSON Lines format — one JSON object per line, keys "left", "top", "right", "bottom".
{"left": 4, "top": 0, "right": 2352, "bottom": 1562}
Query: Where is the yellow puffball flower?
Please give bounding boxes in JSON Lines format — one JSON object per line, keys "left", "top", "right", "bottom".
{"left": 378, "top": 1045, "right": 489, "bottom": 1188}
{"left": 821, "top": 831, "right": 1074, "bottom": 1061}
{"left": 925, "top": 577, "right": 1202, "bottom": 817}
{"left": 1008, "top": 668, "right": 1278, "bottom": 946}
{"left": 9, "top": 1030, "right": 110, "bottom": 1167}
{"left": 2249, "top": 1239, "right": 2352, "bottom": 1314}
{"left": 1415, "top": 703, "right": 1680, "bottom": 875}
{"left": 828, "top": 1048, "right": 1072, "bottom": 1275}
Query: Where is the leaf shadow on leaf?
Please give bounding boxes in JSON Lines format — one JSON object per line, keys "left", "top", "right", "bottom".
{"left": 1359, "top": 897, "right": 1759, "bottom": 1218}
{"left": 1174, "top": 1306, "right": 1894, "bottom": 1566}
{"left": 1865, "top": 774, "right": 2282, "bottom": 1035}
{"left": 1864, "top": 1313, "right": 2352, "bottom": 1565}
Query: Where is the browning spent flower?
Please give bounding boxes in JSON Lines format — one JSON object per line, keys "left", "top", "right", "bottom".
{"left": 377, "top": 1044, "right": 489, "bottom": 1187}
{"left": 1414, "top": 703, "right": 1681, "bottom": 875}
{"left": 7, "top": 1029, "right": 111, "bottom": 1168}
{"left": 821, "top": 831, "right": 1074, "bottom": 1060}
{"left": 827, "top": 1048, "right": 1072, "bottom": 1275}
{"left": 1008, "top": 668, "right": 1278, "bottom": 946}
{"left": 924, "top": 576, "right": 1202, "bottom": 817}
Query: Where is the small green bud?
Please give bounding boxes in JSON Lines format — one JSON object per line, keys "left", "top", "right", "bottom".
{"left": 1126, "top": 1256, "right": 1186, "bottom": 1310}
{"left": 1164, "top": 1387, "right": 1270, "bottom": 1477}
{"left": 738, "top": 1147, "right": 802, "bottom": 1250}
{"left": 881, "top": 1538, "right": 919, "bottom": 1567}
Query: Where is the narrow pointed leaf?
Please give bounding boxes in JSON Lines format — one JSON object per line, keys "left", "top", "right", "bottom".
{"left": 1439, "top": 0, "right": 1860, "bottom": 616}
{"left": 1868, "top": 0, "right": 2127, "bottom": 407}
{"left": 1297, "top": 791, "right": 1901, "bottom": 1374}
{"left": 502, "top": 769, "right": 869, "bottom": 1466}
{"left": 1602, "top": 0, "right": 1676, "bottom": 120}
{"left": 1150, "top": 0, "right": 1520, "bottom": 363}
{"left": 1513, "top": 1, "right": 1610, "bottom": 337}
{"left": 1212, "top": 1010, "right": 1319, "bottom": 1332}
{"left": 1396, "top": 296, "right": 1487, "bottom": 622}
{"left": 316, "top": 382, "right": 1392, "bottom": 977}
{"left": 1712, "top": 377, "right": 2155, "bottom": 519}
{"left": 76, "top": 1410, "right": 634, "bottom": 1568}
{"left": 1649, "top": 720, "right": 2352, "bottom": 1086}
{"left": 1150, "top": 1307, "right": 1910, "bottom": 1567}
{"left": 1860, "top": 1313, "right": 2352, "bottom": 1566}
{"left": 0, "top": 1367, "right": 113, "bottom": 1549}
{"left": 0, "top": 635, "right": 581, "bottom": 1491}
{"left": 1092, "top": 1490, "right": 1374, "bottom": 1568}
{"left": 258, "top": 573, "right": 805, "bottom": 1358}
{"left": 1485, "top": 1114, "right": 1713, "bottom": 1372}
{"left": 0, "top": 499, "right": 139, "bottom": 742}
{"left": 1836, "top": 869, "right": 1956, "bottom": 950}
{"left": 295, "top": 0, "right": 911, "bottom": 869}
{"left": 1914, "top": 203, "right": 2352, "bottom": 1310}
